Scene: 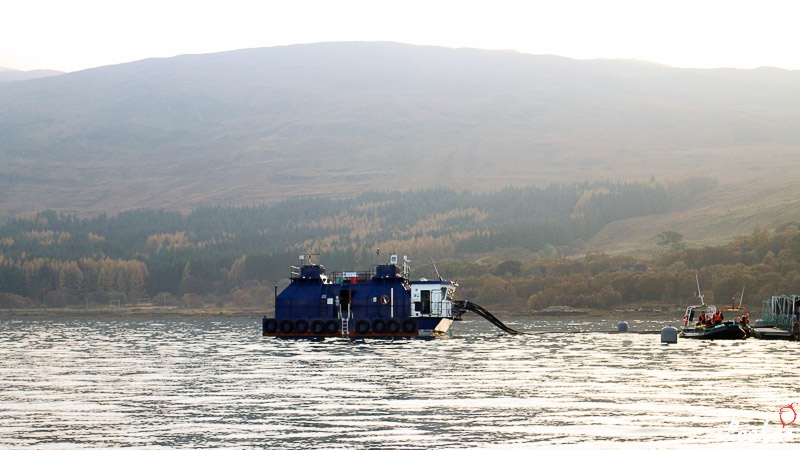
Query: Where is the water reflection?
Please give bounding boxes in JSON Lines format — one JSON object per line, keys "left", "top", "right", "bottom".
{"left": 1, "top": 317, "right": 799, "bottom": 449}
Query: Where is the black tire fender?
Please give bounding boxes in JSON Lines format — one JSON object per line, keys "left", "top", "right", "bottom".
{"left": 355, "top": 319, "right": 370, "bottom": 334}
{"left": 310, "top": 320, "right": 325, "bottom": 334}
{"left": 295, "top": 319, "right": 309, "bottom": 334}
{"left": 279, "top": 320, "right": 294, "bottom": 334}
{"left": 325, "top": 320, "right": 340, "bottom": 334}
{"left": 372, "top": 319, "right": 387, "bottom": 333}
{"left": 264, "top": 318, "right": 278, "bottom": 334}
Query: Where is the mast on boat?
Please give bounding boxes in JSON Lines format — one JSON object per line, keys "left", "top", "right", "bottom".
{"left": 696, "top": 273, "right": 705, "bottom": 306}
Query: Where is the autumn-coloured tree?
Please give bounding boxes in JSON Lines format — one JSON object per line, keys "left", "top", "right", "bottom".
{"left": 228, "top": 255, "right": 247, "bottom": 282}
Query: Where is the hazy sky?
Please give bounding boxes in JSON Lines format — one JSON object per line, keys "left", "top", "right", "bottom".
{"left": 2, "top": 0, "right": 798, "bottom": 72}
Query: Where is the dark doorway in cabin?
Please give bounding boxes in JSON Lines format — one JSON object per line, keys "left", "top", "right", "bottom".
{"left": 340, "top": 289, "right": 352, "bottom": 312}
{"left": 421, "top": 290, "right": 431, "bottom": 315}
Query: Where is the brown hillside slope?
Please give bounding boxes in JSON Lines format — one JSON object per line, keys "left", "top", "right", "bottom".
{"left": 587, "top": 145, "right": 800, "bottom": 254}
{"left": 1, "top": 42, "right": 799, "bottom": 251}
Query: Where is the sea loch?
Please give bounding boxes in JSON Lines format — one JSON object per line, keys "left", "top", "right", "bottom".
{"left": 1, "top": 317, "right": 798, "bottom": 449}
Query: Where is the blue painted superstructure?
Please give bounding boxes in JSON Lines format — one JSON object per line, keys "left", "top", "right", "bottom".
{"left": 262, "top": 254, "right": 460, "bottom": 338}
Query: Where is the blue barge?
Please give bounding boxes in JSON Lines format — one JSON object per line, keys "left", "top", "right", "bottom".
{"left": 262, "top": 254, "right": 462, "bottom": 338}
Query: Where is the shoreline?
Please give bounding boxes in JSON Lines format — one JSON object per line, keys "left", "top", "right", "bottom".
{"left": 0, "top": 306, "right": 265, "bottom": 320}
{"left": 1, "top": 306, "right": 682, "bottom": 321}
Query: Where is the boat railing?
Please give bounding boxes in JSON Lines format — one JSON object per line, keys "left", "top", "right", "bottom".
{"left": 429, "top": 299, "right": 452, "bottom": 317}
{"left": 328, "top": 270, "right": 374, "bottom": 284}
{"left": 761, "top": 295, "right": 799, "bottom": 330}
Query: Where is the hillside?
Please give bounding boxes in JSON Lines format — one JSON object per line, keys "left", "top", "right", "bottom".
{"left": 0, "top": 67, "right": 63, "bottom": 82}
{"left": 2, "top": 42, "right": 800, "bottom": 249}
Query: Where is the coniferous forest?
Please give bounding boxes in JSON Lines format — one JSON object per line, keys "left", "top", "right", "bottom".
{"left": 6, "top": 177, "right": 799, "bottom": 315}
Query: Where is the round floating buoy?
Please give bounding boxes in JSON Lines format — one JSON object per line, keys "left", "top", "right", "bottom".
{"left": 617, "top": 321, "right": 628, "bottom": 332}
{"left": 661, "top": 326, "right": 679, "bottom": 344}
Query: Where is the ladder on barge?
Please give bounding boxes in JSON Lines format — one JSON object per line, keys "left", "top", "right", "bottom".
{"left": 339, "top": 303, "right": 352, "bottom": 336}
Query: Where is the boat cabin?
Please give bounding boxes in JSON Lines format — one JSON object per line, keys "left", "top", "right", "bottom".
{"left": 410, "top": 279, "right": 456, "bottom": 318}
{"left": 683, "top": 304, "right": 717, "bottom": 328}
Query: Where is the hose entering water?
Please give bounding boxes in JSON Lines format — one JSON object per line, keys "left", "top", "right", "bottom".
{"left": 453, "top": 300, "right": 524, "bottom": 335}
{"left": 452, "top": 300, "right": 661, "bottom": 335}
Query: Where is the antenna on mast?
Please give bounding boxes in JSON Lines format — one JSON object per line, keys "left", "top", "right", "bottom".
{"left": 695, "top": 273, "right": 705, "bottom": 306}
{"left": 431, "top": 258, "right": 442, "bottom": 281}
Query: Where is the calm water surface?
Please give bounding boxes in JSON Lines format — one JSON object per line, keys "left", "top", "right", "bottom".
{"left": 2, "top": 317, "right": 799, "bottom": 449}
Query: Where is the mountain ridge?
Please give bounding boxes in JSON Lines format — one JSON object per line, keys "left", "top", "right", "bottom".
{"left": 0, "top": 67, "right": 64, "bottom": 82}
{"left": 2, "top": 42, "right": 799, "bottom": 249}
